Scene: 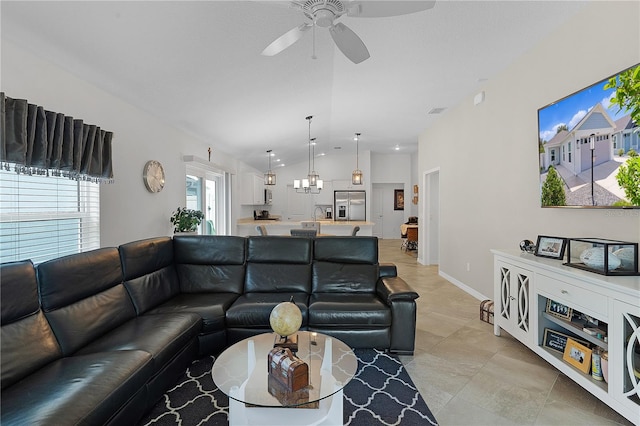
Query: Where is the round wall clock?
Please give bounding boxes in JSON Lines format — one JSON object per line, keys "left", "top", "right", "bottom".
{"left": 143, "top": 160, "right": 165, "bottom": 193}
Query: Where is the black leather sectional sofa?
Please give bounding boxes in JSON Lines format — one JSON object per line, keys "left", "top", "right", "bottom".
{"left": 1, "top": 235, "right": 419, "bottom": 425}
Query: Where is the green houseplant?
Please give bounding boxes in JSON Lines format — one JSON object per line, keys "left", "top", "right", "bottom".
{"left": 170, "top": 207, "right": 204, "bottom": 233}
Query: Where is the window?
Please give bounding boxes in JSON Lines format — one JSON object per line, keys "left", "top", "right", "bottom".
{"left": 0, "top": 170, "right": 100, "bottom": 264}
{"left": 568, "top": 142, "right": 572, "bottom": 163}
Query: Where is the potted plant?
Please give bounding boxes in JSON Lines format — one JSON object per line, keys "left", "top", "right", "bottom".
{"left": 170, "top": 207, "right": 204, "bottom": 234}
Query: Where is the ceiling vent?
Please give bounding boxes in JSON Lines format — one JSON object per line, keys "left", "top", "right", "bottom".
{"left": 428, "top": 107, "right": 447, "bottom": 115}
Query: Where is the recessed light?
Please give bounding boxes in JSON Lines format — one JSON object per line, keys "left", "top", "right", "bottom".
{"left": 394, "top": 145, "right": 400, "bottom": 151}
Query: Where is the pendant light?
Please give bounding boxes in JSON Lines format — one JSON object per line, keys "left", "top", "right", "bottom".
{"left": 264, "top": 150, "right": 276, "bottom": 185}
{"left": 294, "top": 115, "right": 323, "bottom": 193}
{"left": 352, "top": 132, "right": 363, "bottom": 185}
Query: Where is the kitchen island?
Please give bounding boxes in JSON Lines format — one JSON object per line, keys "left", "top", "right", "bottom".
{"left": 237, "top": 219, "right": 374, "bottom": 236}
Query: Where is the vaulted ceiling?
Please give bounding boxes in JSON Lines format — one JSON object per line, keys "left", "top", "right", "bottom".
{"left": 1, "top": 1, "right": 588, "bottom": 171}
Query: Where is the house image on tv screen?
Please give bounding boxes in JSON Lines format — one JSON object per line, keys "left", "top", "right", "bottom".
{"left": 538, "top": 64, "right": 640, "bottom": 208}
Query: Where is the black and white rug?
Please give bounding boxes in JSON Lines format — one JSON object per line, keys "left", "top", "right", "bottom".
{"left": 139, "top": 349, "right": 438, "bottom": 426}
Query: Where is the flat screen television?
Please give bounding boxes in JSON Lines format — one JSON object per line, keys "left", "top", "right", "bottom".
{"left": 538, "top": 63, "right": 640, "bottom": 208}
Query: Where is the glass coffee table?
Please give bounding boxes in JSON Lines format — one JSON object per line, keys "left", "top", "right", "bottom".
{"left": 212, "top": 331, "right": 357, "bottom": 426}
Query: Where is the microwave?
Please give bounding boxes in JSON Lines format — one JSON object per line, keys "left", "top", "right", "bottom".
{"left": 264, "top": 188, "right": 273, "bottom": 205}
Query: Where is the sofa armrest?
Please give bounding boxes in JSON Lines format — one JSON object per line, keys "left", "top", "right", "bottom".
{"left": 379, "top": 263, "right": 397, "bottom": 278}
{"left": 377, "top": 276, "right": 419, "bottom": 303}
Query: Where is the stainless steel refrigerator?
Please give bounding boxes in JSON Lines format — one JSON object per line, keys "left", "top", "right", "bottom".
{"left": 334, "top": 190, "right": 366, "bottom": 221}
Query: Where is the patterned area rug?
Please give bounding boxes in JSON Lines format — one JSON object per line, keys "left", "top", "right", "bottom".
{"left": 139, "top": 349, "right": 438, "bottom": 426}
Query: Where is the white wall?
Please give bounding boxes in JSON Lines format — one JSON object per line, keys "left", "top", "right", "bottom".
{"left": 2, "top": 41, "right": 248, "bottom": 247}
{"left": 418, "top": 1, "right": 640, "bottom": 299}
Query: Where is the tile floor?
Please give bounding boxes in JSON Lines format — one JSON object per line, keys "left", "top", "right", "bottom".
{"left": 378, "top": 239, "right": 634, "bottom": 426}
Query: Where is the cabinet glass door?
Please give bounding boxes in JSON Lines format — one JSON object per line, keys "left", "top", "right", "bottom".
{"left": 622, "top": 311, "right": 640, "bottom": 406}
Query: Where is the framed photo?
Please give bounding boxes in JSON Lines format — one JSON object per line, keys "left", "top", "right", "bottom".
{"left": 563, "top": 338, "right": 592, "bottom": 374}
{"left": 394, "top": 189, "right": 404, "bottom": 211}
{"left": 543, "top": 328, "right": 590, "bottom": 354}
{"left": 546, "top": 299, "right": 573, "bottom": 320}
{"left": 535, "top": 235, "right": 567, "bottom": 259}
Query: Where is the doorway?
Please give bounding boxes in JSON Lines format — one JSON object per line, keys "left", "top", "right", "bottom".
{"left": 419, "top": 168, "right": 439, "bottom": 265}
{"left": 186, "top": 165, "right": 227, "bottom": 235}
{"left": 371, "top": 183, "right": 405, "bottom": 239}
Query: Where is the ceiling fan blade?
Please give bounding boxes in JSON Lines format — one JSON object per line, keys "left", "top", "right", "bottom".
{"left": 346, "top": 0, "right": 436, "bottom": 18}
{"left": 329, "top": 22, "right": 370, "bottom": 64}
{"left": 261, "top": 23, "right": 311, "bottom": 56}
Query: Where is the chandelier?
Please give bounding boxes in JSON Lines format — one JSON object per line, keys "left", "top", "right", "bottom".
{"left": 294, "top": 115, "right": 323, "bottom": 193}
{"left": 264, "top": 149, "right": 276, "bottom": 185}
{"left": 352, "top": 132, "right": 363, "bottom": 185}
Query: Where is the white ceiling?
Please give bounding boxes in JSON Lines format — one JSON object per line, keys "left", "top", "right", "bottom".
{"left": 1, "top": 0, "right": 588, "bottom": 172}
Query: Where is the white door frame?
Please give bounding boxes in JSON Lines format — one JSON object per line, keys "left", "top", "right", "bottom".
{"left": 418, "top": 167, "right": 440, "bottom": 265}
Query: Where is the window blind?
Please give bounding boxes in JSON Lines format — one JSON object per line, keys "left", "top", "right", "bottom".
{"left": 0, "top": 169, "right": 100, "bottom": 264}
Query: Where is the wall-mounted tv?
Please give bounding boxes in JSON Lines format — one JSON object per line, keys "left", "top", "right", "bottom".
{"left": 538, "top": 63, "right": 640, "bottom": 208}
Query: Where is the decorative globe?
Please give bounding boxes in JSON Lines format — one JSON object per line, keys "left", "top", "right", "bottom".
{"left": 269, "top": 301, "right": 302, "bottom": 337}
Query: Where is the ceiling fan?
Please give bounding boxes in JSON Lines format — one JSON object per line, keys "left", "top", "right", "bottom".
{"left": 261, "top": 0, "right": 436, "bottom": 64}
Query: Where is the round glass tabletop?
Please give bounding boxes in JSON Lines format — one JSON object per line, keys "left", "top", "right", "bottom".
{"left": 212, "top": 331, "right": 357, "bottom": 408}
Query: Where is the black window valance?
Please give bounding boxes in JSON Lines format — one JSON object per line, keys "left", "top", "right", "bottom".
{"left": 0, "top": 92, "right": 114, "bottom": 183}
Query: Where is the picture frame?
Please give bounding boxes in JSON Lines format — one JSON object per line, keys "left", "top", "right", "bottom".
{"left": 546, "top": 299, "right": 573, "bottom": 320}
{"left": 535, "top": 235, "right": 567, "bottom": 259}
{"left": 394, "top": 189, "right": 404, "bottom": 211}
{"left": 563, "top": 338, "right": 592, "bottom": 374}
{"left": 543, "top": 328, "right": 590, "bottom": 354}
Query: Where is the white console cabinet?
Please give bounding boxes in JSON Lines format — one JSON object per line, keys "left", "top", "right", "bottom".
{"left": 492, "top": 249, "right": 640, "bottom": 425}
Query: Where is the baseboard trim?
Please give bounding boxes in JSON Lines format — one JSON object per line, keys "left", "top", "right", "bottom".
{"left": 438, "top": 270, "right": 489, "bottom": 301}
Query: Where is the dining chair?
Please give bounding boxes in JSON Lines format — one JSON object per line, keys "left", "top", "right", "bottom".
{"left": 256, "top": 225, "right": 268, "bottom": 235}
{"left": 406, "top": 227, "right": 418, "bottom": 251}
{"left": 351, "top": 226, "right": 360, "bottom": 236}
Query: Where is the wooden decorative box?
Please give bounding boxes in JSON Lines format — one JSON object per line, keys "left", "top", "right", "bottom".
{"left": 480, "top": 299, "right": 494, "bottom": 324}
{"left": 267, "top": 347, "right": 309, "bottom": 392}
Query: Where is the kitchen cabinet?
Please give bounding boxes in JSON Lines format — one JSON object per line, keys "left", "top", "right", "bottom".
{"left": 241, "top": 173, "right": 265, "bottom": 205}
{"left": 492, "top": 249, "right": 639, "bottom": 424}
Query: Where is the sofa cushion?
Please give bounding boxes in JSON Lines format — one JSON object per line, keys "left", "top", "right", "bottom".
{"left": 37, "top": 248, "right": 137, "bottom": 356}
{"left": 245, "top": 236, "right": 312, "bottom": 293}
{"left": 246, "top": 263, "right": 312, "bottom": 293}
{"left": 147, "top": 293, "right": 238, "bottom": 333}
{"left": 1, "top": 260, "right": 40, "bottom": 323}
{"left": 247, "top": 236, "right": 312, "bottom": 263}
{"left": 308, "top": 293, "right": 391, "bottom": 327}
{"left": 119, "top": 237, "right": 175, "bottom": 280}
{"left": 174, "top": 235, "right": 246, "bottom": 294}
{"left": 312, "top": 261, "right": 379, "bottom": 293}
{"left": 313, "top": 236, "right": 378, "bottom": 264}
{"left": 75, "top": 312, "right": 201, "bottom": 369}
{"left": 312, "top": 237, "right": 379, "bottom": 293}
{"left": 226, "top": 293, "right": 308, "bottom": 328}
{"left": 0, "top": 350, "right": 153, "bottom": 426}
{"left": 46, "top": 284, "right": 137, "bottom": 356}
{"left": 37, "top": 247, "right": 124, "bottom": 310}
{"left": 1, "top": 260, "right": 61, "bottom": 390}
{"left": 119, "top": 238, "right": 181, "bottom": 314}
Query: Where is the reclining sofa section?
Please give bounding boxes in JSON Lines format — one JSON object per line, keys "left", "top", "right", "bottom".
{"left": 0, "top": 235, "right": 418, "bottom": 425}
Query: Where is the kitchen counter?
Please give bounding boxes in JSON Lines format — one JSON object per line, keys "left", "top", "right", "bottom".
{"left": 237, "top": 219, "right": 374, "bottom": 236}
